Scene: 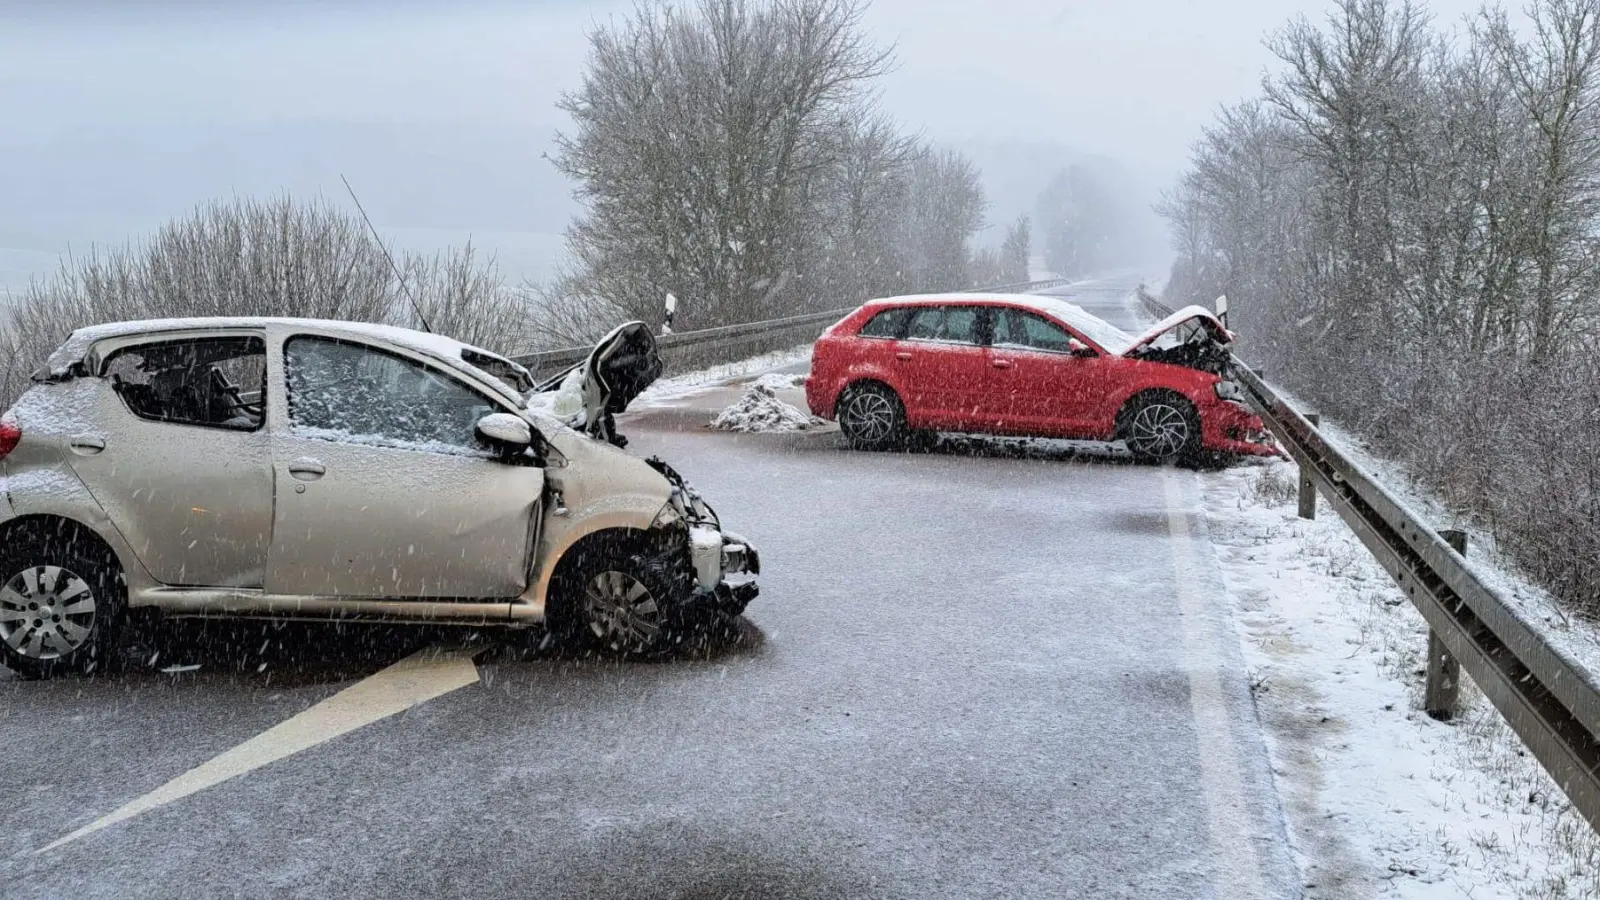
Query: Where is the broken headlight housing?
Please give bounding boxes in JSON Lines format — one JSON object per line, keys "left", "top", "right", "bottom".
{"left": 1214, "top": 379, "right": 1247, "bottom": 404}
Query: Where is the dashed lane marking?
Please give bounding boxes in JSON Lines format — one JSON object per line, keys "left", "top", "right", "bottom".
{"left": 1165, "top": 470, "right": 1271, "bottom": 900}
{"left": 37, "top": 646, "right": 482, "bottom": 854}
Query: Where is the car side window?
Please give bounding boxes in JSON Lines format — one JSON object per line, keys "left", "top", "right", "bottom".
{"left": 857, "top": 307, "right": 911, "bottom": 338}
{"left": 284, "top": 336, "right": 500, "bottom": 455}
{"left": 104, "top": 336, "right": 267, "bottom": 432}
{"left": 993, "top": 309, "right": 1080, "bottom": 354}
{"left": 904, "top": 306, "right": 981, "bottom": 345}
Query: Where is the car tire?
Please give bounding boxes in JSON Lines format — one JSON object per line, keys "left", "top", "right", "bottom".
{"left": 548, "top": 538, "right": 694, "bottom": 656}
{"left": 0, "top": 521, "right": 126, "bottom": 679}
{"left": 837, "top": 382, "right": 909, "bottom": 451}
{"left": 1117, "top": 390, "right": 1202, "bottom": 465}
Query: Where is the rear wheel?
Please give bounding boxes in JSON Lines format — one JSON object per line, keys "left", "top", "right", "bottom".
{"left": 1118, "top": 391, "right": 1202, "bottom": 464}
{"left": 837, "top": 383, "right": 908, "bottom": 451}
{"left": 0, "top": 522, "right": 125, "bottom": 679}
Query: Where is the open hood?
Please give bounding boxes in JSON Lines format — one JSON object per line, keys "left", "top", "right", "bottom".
{"left": 1121, "top": 305, "right": 1235, "bottom": 356}
{"left": 530, "top": 321, "right": 663, "bottom": 445}
{"left": 1120, "top": 305, "right": 1236, "bottom": 375}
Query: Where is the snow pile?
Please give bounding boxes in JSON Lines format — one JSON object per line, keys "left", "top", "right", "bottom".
{"left": 1202, "top": 458, "right": 1600, "bottom": 899}
{"left": 709, "top": 380, "right": 824, "bottom": 433}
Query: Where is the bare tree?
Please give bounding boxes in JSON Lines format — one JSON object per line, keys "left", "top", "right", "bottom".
{"left": 0, "top": 196, "right": 515, "bottom": 411}
{"left": 554, "top": 0, "right": 894, "bottom": 330}
{"left": 1159, "top": 0, "right": 1600, "bottom": 620}
{"left": 896, "top": 146, "right": 986, "bottom": 293}
{"left": 1000, "top": 214, "right": 1031, "bottom": 283}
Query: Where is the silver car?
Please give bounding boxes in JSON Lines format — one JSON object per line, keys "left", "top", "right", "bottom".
{"left": 0, "top": 317, "right": 759, "bottom": 677}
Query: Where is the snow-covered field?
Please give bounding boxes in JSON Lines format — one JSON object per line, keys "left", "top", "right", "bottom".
{"left": 1202, "top": 457, "right": 1600, "bottom": 899}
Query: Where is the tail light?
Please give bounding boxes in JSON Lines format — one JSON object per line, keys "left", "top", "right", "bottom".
{"left": 0, "top": 412, "right": 20, "bottom": 461}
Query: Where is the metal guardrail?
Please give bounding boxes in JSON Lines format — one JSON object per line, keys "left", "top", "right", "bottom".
{"left": 1235, "top": 360, "right": 1600, "bottom": 831}
{"left": 1141, "top": 279, "right": 1600, "bottom": 829}
{"left": 512, "top": 278, "right": 1078, "bottom": 376}
{"left": 511, "top": 307, "right": 854, "bottom": 374}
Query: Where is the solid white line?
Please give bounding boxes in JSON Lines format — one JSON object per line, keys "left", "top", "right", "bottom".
{"left": 1164, "top": 470, "right": 1270, "bottom": 900}
{"left": 38, "top": 647, "right": 481, "bottom": 854}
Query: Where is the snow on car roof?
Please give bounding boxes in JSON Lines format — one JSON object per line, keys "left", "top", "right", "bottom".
{"left": 43, "top": 317, "right": 526, "bottom": 401}
{"left": 861, "top": 292, "right": 1139, "bottom": 355}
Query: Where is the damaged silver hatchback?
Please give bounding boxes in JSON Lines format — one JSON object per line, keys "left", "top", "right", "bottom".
{"left": 0, "top": 318, "right": 759, "bottom": 677}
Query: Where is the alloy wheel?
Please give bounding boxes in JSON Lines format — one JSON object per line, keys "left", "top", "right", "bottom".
{"left": 840, "top": 390, "right": 897, "bottom": 444}
{"left": 1126, "top": 402, "right": 1192, "bottom": 460}
{"left": 0, "top": 565, "right": 97, "bottom": 661}
{"left": 583, "top": 570, "right": 663, "bottom": 650}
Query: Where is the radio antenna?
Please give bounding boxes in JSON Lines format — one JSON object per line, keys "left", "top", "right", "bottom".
{"left": 341, "top": 173, "right": 433, "bottom": 334}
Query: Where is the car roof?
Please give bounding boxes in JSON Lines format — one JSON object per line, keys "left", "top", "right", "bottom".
{"left": 859, "top": 292, "right": 1138, "bottom": 355}
{"left": 42, "top": 317, "right": 527, "bottom": 402}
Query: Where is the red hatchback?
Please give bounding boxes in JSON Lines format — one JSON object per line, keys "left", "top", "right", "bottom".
{"left": 805, "top": 293, "right": 1279, "bottom": 463}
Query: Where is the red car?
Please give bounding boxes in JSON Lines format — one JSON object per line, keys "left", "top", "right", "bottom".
{"left": 805, "top": 293, "right": 1278, "bottom": 463}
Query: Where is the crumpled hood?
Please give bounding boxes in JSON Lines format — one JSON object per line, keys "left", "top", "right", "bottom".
{"left": 527, "top": 321, "right": 663, "bottom": 444}
{"left": 1121, "top": 305, "right": 1235, "bottom": 356}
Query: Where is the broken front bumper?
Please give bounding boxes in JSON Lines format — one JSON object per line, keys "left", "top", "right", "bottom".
{"left": 687, "top": 526, "right": 761, "bottom": 616}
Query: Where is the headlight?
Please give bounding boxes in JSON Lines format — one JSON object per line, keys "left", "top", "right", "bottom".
{"left": 1215, "top": 380, "right": 1246, "bottom": 403}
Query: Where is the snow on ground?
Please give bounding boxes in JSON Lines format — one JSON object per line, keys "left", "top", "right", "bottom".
{"left": 1201, "top": 457, "right": 1600, "bottom": 899}
{"left": 708, "top": 375, "right": 825, "bottom": 433}
{"left": 633, "top": 345, "right": 813, "bottom": 407}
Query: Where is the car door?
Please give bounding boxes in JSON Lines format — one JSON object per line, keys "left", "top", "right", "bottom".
{"left": 987, "top": 307, "right": 1111, "bottom": 436}
{"left": 894, "top": 304, "right": 992, "bottom": 429}
{"left": 65, "top": 333, "right": 275, "bottom": 587}
{"left": 264, "top": 333, "right": 545, "bottom": 600}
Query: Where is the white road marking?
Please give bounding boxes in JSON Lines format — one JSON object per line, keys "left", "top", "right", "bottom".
{"left": 1164, "top": 470, "right": 1270, "bottom": 900}
{"left": 38, "top": 647, "right": 481, "bottom": 854}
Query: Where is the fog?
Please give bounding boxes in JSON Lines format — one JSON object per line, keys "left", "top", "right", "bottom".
{"left": 1, "top": 0, "right": 1486, "bottom": 293}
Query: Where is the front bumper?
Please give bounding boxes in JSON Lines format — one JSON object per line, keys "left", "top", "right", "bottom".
{"left": 1203, "top": 401, "right": 1287, "bottom": 458}
{"left": 687, "top": 526, "right": 761, "bottom": 615}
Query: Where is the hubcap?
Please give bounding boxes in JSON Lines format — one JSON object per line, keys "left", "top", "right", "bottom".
{"left": 0, "top": 565, "right": 96, "bottom": 661}
{"left": 840, "top": 391, "right": 896, "bottom": 443}
{"left": 1126, "top": 402, "right": 1191, "bottom": 459}
{"left": 583, "top": 570, "right": 662, "bottom": 650}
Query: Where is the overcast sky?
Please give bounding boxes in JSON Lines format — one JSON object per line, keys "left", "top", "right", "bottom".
{"left": 0, "top": 0, "right": 1490, "bottom": 285}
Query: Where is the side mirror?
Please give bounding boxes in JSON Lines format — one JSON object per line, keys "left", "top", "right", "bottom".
{"left": 1067, "top": 338, "right": 1096, "bottom": 357}
{"left": 476, "top": 412, "right": 532, "bottom": 453}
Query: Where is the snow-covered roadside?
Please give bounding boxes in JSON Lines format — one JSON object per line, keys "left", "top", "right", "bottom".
{"left": 1201, "top": 458, "right": 1600, "bottom": 899}
{"left": 632, "top": 345, "right": 813, "bottom": 407}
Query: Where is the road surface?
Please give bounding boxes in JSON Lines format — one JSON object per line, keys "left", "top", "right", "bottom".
{"left": 0, "top": 275, "right": 1300, "bottom": 898}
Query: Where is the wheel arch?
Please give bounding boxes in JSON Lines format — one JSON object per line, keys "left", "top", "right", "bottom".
{"left": 0, "top": 514, "right": 127, "bottom": 582}
{"left": 839, "top": 376, "right": 903, "bottom": 404}
{"left": 529, "top": 521, "right": 665, "bottom": 612}
{"left": 1115, "top": 386, "right": 1200, "bottom": 431}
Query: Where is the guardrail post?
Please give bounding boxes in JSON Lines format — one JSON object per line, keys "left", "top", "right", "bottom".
{"left": 1297, "top": 413, "right": 1320, "bottom": 520}
{"left": 1425, "top": 529, "right": 1468, "bottom": 720}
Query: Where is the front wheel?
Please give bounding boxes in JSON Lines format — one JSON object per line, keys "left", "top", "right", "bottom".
{"left": 837, "top": 383, "right": 908, "bottom": 450}
{"left": 549, "top": 542, "right": 693, "bottom": 655}
{"left": 0, "top": 525, "right": 125, "bottom": 679}
{"left": 1118, "top": 391, "right": 1202, "bottom": 465}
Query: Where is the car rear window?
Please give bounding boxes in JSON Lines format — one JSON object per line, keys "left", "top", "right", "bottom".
{"left": 857, "top": 307, "right": 911, "bottom": 338}
{"left": 104, "top": 336, "right": 267, "bottom": 432}
{"left": 905, "top": 306, "right": 981, "bottom": 345}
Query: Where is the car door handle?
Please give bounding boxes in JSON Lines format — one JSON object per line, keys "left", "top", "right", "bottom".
{"left": 69, "top": 435, "right": 106, "bottom": 454}
{"left": 991, "top": 359, "right": 1013, "bottom": 369}
{"left": 895, "top": 352, "right": 913, "bottom": 361}
{"left": 288, "top": 459, "right": 326, "bottom": 481}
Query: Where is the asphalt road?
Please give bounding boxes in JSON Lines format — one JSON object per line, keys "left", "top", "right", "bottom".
{"left": 0, "top": 275, "right": 1300, "bottom": 898}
